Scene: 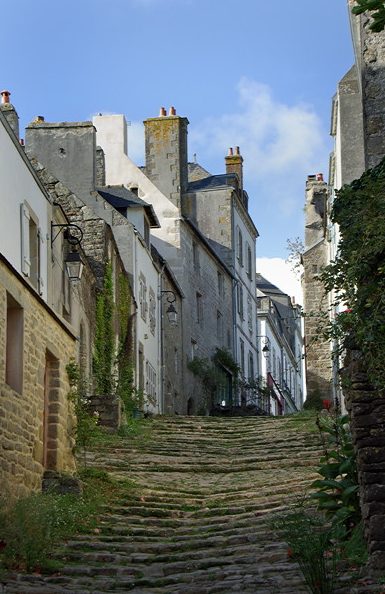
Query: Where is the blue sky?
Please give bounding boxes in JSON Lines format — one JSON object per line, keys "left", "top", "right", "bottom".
{"left": 2, "top": 0, "right": 354, "bottom": 278}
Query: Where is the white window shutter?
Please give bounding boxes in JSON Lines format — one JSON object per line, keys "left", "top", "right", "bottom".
{"left": 21, "top": 204, "right": 31, "bottom": 276}
{"left": 37, "top": 227, "right": 44, "bottom": 295}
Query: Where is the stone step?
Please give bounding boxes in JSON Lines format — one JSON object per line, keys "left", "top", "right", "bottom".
{"left": 3, "top": 414, "right": 329, "bottom": 594}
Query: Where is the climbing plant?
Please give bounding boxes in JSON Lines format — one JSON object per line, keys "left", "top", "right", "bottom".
{"left": 320, "top": 157, "right": 385, "bottom": 393}
{"left": 66, "top": 358, "right": 102, "bottom": 464}
{"left": 93, "top": 262, "right": 114, "bottom": 395}
{"left": 351, "top": 0, "right": 385, "bottom": 32}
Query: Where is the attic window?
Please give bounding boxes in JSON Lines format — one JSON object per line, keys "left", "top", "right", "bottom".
{"left": 131, "top": 187, "right": 139, "bottom": 196}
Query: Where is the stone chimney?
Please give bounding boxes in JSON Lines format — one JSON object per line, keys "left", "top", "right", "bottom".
{"left": 0, "top": 90, "right": 19, "bottom": 139}
{"left": 305, "top": 174, "right": 327, "bottom": 249}
{"left": 144, "top": 108, "right": 189, "bottom": 209}
{"left": 225, "top": 146, "right": 243, "bottom": 190}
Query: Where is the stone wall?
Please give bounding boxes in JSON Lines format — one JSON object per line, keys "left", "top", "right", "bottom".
{"left": 302, "top": 244, "right": 333, "bottom": 399}
{"left": 179, "top": 221, "right": 234, "bottom": 414}
{"left": 303, "top": 176, "right": 333, "bottom": 400}
{"left": 0, "top": 258, "right": 77, "bottom": 496}
{"left": 361, "top": 16, "right": 385, "bottom": 169}
{"left": 341, "top": 348, "right": 385, "bottom": 572}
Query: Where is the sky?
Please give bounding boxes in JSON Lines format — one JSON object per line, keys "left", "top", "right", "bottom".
{"left": 1, "top": 0, "right": 355, "bottom": 302}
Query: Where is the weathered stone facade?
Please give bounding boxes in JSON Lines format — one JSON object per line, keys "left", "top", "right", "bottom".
{"left": 341, "top": 347, "right": 385, "bottom": 572}
{"left": 350, "top": 9, "right": 385, "bottom": 169}
{"left": 302, "top": 175, "right": 333, "bottom": 400}
{"left": 144, "top": 114, "right": 189, "bottom": 210}
{"left": 0, "top": 257, "right": 77, "bottom": 496}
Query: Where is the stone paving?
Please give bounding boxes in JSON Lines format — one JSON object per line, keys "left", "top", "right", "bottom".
{"left": 2, "top": 415, "right": 382, "bottom": 593}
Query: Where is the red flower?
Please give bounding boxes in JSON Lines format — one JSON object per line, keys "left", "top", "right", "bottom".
{"left": 344, "top": 309, "right": 352, "bottom": 313}
{"left": 287, "top": 549, "right": 295, "bottom": 558}
{"left": 322, "top": 400, "right": 333, "bottom": 411}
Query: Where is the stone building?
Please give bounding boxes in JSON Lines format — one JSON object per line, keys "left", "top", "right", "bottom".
{"left": 186, "top": 147, "right": 259, "bottom": 403}
{"left": 329, "top": 5, "right": 385, "bottom": 571}
{"left": 256, "top": 275, "right": 304, "bottom": 414}
{"left": 302, "top": 174, "right": 333, "bottom": 401}
{"left": 302, "top": 3, "right": 385, "bottom": 570}
{"left": 0, "top": 103, "right": 79, "bottom": 495}
{"left": 24, "top": 120, "right": 161, "bottom": 414}
{"left": 94, "top": 111, "right": 236, "bottom": 414}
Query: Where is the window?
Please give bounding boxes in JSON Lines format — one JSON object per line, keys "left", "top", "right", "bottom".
{"left": 239, "top": 339, "right": 245, "bottom": 374}
{"left": 174, "top": 347, "right": 178, "bottom": 374}
{"left": 248, "top": 351, "right": 254, "bottom": 381}
{"left": 237, "top": 284, "right": 244, "bottom": 319}
{"left": 21, "top": 203, "right": 42, "bottom": 293}
{"left": 247, "top": 295, "right": 253, "bottom": 333}
{"left": 144, "top": 219, "right": 150, "bottom": 248}
{"left": 217, "top": 271, "right": 224, "bottom": 297}
{"left": 145, "top": 361, "right": 157, "bottom": 404}
{"left": 149, "top": 288, "right": 156, "bottom": 334}
{"left": 246, "top": 244, "right": 252, "bottom": 278}
{"left": 196, "top": 292, "right": 202, "bottom": 324}
{"left": 6, "top": 293, "right": 23, "bottom": 394}
{"left": 192, "top": 242, "right": 200, "bottom": 271}
{"left": 190, "top": 339, "right": 198, "bottom": 361}
{"left": 237, "top": 227, "right": 243, "bottom": 266}
{"left": 216, "top": 310, "right": 223, "bottom": 340}
{"left": 139, "top": 274, "right": 147, "bottom": 322}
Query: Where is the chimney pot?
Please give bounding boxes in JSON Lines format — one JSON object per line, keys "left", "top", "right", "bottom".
{"left": 159, "top": 107, "right": 166, "bottom": 116}
{"left": 169, "top": 107, "right": 176, "bottom": 116}
{"left": 1, "top": 90, "right": 11, "bottom": 104}
{"left": 235, "top": 146, "right": 240, "bottom": 155}
{"left": 19, "top": 138, "right": 24, "bottom": 146}
{"left": 228, "top": 148, "right": 233, "bottom": 156}
{"left": 317, "top": 173, "right": 324, "bottom": 181}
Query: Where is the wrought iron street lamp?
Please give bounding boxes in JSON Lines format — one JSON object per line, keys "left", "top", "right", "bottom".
{"left": 160, "top": 290, "right": 178, "bottom": 325}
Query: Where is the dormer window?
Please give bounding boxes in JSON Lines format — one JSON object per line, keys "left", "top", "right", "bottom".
{"left": 130, "top": 186, "right": 139, "bottom": 196}
{"left": 144, "top": 219, "right": 150, "bottom": 247}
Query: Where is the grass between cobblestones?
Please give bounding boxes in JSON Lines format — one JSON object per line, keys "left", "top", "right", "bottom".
{"left": 0, "top": 467, "right": 138, "bottom": 575}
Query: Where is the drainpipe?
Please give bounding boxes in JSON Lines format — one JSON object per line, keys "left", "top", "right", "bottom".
{"left": 133, "top": 229, "right": 139, "bottom": 391}
{"left": 158, "top": 263, "right": 166, "bottom": 415}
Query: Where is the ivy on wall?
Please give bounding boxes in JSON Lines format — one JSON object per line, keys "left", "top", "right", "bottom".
{"left": 93, "top": 262, "right": 115, "bottom": 395}
{"left": 321, "top": 157, "right": 385, "bottom": 392}
{"left": 351, "top": 0, "right": 385, "bottom": 32}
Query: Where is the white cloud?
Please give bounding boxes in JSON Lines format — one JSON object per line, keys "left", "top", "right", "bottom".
{"left": 189, "top": 77, "right": 327, "bottom": 218}
{"left": 257, "top": 257, "right": 303, "bottom": 306}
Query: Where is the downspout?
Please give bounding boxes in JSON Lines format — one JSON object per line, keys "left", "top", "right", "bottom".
{"left": 133, "top": 229, "right": 138, "bottom": 390}
{"left": 158, "top": 263, "right": 166, "bottom": 415}
{"left": 231, "top": 200, "right": 238, "bottom": 405}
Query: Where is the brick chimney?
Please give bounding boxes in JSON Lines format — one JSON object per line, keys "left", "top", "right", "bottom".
{"left": 225, "top": 146, "right": 243, "bottom": 190}
{"left": 0, "top": 90, "right": 19, "bottom": 139}
{"left": 144, "top": 108, "right": 189, "bottom": 209}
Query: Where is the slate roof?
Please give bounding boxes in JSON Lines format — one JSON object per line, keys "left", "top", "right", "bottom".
{"left": 97, "top": 185, "right": 160, "bottom": 227}
{"left": 187, "top": 162, "right": 211, "bottom": 182}
{"left": 187, "top": 173, "right": 238, "bottom": 192}
{"left": 256, "top": 274, "right": 287, "bottom": 297}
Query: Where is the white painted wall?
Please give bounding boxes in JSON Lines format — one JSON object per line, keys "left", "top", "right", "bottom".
{"left": 233, "top": 204, "right": 258, "bottom": 380}
{"left": 133, "top": 234, "right": 162, "bottom": 414}
{"left": 94, "top": 115, "right": 181, "bottom": 252}
{"left": 0, "top": 116, "right": 50, "bottom": 302}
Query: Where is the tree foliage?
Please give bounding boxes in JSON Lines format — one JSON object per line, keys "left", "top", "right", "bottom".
{"left": 351, "top": 0, "right": 385, "bottom": 32}
{"left": 320, "top": 157, "right": 385, "bottom": 392}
